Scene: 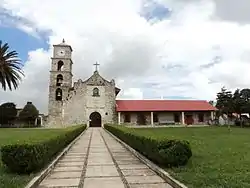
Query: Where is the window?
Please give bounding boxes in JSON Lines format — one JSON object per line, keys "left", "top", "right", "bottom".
{"left": 174, "top": 113, "right": 180, "bottom": 122}
{"left": 153, "top": 113, "right": 158, "bottom": 122}
{"left": 57, "top": 61, "right": 64, "bottom": 71}
{"left": 56, "top": 74, "right": 63, "bottom": 86}
{"left": 55, "top": 88, "right": 62, "bottom": 101}
{"left": 198, "top": 113, "right": 204, "bottom": 122}
{"left": 124, "top": 113, "right": 131, "bottom": 123}
{"left": 93, "top": 87, "right": 100, "bottom": 97}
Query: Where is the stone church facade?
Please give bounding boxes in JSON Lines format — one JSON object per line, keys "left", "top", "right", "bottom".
{"left": 48, "top": 40, "right": 217, "bottom": 127}
{"left": 61, "top": 71, "right": 120, "bottom": 127}
{"left": 48, "top": 40, "right": 120, "bottom": 127}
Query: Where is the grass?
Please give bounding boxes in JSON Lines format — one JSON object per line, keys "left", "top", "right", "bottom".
{"left": 126, "top": 126, "right": 250, "bottom": 188}
{"left": 0, "top": 126, "right": 82, "bottom": 188}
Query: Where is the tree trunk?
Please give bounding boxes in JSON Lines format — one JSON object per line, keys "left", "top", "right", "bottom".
{"left": 227, "top": 112, "right": 231, "bottom": 131}
{"left": 240, "top": 114, "right": 243, "bottom": 128}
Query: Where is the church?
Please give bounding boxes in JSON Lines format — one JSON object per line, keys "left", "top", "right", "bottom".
{"left": 47, "top": 40, "right": 217, "bottom": 127}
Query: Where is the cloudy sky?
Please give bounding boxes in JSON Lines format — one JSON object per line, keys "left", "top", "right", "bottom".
{"left": 0, "top": 0, "right": 250, "bottom": 114}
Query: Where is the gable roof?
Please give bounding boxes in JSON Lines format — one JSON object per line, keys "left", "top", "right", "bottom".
{"left": 116, "top": 100, "right": 217, "bottom": 112}
{"left": 82, "top": 71, "right": 110, "bottom": 86}
{"left": 81, "top": 71, "right": 121, "bottom": 95}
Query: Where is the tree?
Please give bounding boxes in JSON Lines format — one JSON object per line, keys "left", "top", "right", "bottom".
{"left": 232, "top": 89, "right": 245, "bottom": 127}
{"left": 240, "top": 88, "right": 250, "bottom": 113}
{"left": 215, "top": 87, "right": 233, "bottom": 127}
{"left": 19, "top": 102, "right": 39, "bottom": 126}
{"left": 215, "top": 87, "right": 250, "bottom": 127}
{"left": 0, "top": 40, "right": 24, "bottom": 91}
{"left": 216, "top": 87, "right": 233, "bottom": 114}
{"left": 240, "top": 88, "right": 250, "bottom": 101}
{"left": 0, "top": 102, "right": 17, "bottom": 126}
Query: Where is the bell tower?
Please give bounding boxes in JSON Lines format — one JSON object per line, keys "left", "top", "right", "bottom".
{"left": 48, "top": 39, "right": 73, "bottom": 126}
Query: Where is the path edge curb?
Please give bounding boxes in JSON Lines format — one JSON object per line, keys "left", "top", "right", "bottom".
{"left": 104, "top": 128, "right": 188, "bottom": 188}
{"left": 25, "top": 127, "right": 88, "bottom": 188}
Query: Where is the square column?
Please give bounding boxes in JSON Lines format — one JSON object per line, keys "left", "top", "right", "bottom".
{"left": 39, "top": 115, "right": 43, "bottom": 126}
{"left": 62, "top": 108, "right": 64, "bottom": 118}
{"left": 181, "top": 112, "right": 185, "bottom": 125}
{"left": 150, "top": 112, "right": 154, "bottom": 126}
{"left": 211, "top": 111, "right": 214, "bottom": 120}
{"left": 118, "top": 112, "right": 121, "bottom": 125}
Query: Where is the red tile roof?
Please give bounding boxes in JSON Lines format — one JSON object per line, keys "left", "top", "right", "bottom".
{"left": 116, "top": 100, "right": 217, "bottom": 112}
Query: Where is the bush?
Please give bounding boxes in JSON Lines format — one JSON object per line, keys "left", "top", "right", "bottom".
{"left": 1, "top": 125, "right": 86, "bottom": 174}
{"left": 18, "top": 102, "right": 39, "bottom": 126}
{"left": 104, "top": 125, "right": 192, "bottom": 167}
{"left": 0, "top": 102, "right": 17, "bottom": 125}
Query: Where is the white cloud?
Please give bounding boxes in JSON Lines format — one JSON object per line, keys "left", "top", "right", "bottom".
{"left": 0, "top": 0, "right": 250, "bottom": 114}
{"left": 120, "top": 88, "right": 144, "bottom": 99}
{"left": 0, "top": 48, "right": 51, "bottom": 111}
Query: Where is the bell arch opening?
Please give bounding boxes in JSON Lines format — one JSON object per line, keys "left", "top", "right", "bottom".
{"left": 57, "top": 61, "right": 64, "bottom": 71}
{"left": 55, "top": 88, "right": 62, "bottom": 101}
{"left": 56, "top": 74, "right": 63, "bottom": 86}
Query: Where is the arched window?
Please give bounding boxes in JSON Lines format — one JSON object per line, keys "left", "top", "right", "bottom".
{"left": 55, "top": 88, "right": 63, "bottom": 101}
{"left": 57, "top": 61, "right": 64, "bottom": 71}
{"left": 93, "top": 87, "right": 100, "bottom": 97}
{"left": 56, "top": 74, "right": 63, "bottom": 86}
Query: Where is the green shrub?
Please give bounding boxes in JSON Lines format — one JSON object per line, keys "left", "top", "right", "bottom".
{"left": 1, "top": 125, "right": 86, "bottom": 174}
{"left": 104, "top": 125, "right": 192, "bottom": 167}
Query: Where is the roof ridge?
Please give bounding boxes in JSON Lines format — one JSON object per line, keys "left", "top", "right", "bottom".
{"left": 116, "top": 99, "right": 208, "bottom": 101}
{"left": 116, "top": 99, "right": 217, "bottom": 111}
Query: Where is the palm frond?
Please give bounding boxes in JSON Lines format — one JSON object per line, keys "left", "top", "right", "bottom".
{"left": 0, "top": 40, "right": 24, "bottom": 91}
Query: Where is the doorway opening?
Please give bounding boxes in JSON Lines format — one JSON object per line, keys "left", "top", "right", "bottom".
{"left": 185, "top": 114, "right": 194, "bottom": 125}
{"left": 137, "top": 113, "right": 146, "bottom": 125}
{"left": 89, "top": 112, "right": 102, "bottom": 127}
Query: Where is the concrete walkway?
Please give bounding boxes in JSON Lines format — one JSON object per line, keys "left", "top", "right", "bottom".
{"left": 38, "top": 128, "right": 172, "bottom": 188}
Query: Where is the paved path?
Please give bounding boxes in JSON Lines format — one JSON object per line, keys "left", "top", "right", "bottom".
{"left": 38, "top": 128, "right": 172, "bottom": 188}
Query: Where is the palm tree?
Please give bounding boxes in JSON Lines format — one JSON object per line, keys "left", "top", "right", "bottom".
{"left": 0, "top": 40, "right": 24, "bottom": 91}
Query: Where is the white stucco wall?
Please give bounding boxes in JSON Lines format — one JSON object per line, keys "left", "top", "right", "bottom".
{"left": 119, "top": 111, "right": 213, "bottom": 125}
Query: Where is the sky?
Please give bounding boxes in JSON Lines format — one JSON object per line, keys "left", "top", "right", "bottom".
{"left": 1, "top": 0, "right": 250, "bottom": 114}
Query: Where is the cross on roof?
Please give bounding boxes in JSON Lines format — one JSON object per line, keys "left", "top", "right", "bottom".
{"left": 93, "top": 62, "right": 100, "bottom": 71}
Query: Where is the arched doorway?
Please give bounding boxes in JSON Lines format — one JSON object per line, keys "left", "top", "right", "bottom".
{"left": 89, "top": 112, "right": 102, "bottom": 127}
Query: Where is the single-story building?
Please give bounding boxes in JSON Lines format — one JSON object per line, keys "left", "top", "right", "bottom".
{"left": 116, "top": 100, "right": 217, "bottom": 125}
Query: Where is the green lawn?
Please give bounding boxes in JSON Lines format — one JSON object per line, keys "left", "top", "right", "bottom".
{"left": 127, "top": 126, "right": 250, "bottom": 188}
{"left": 0, "top": 127, "right": 79, "bottom": 188}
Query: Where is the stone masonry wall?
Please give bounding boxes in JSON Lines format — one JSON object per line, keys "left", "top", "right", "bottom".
{"left": 47, "top": 43, "right": 73, "bottom": 127}
{"left": 62, "top": 75, "right": 117, "bottom": 126}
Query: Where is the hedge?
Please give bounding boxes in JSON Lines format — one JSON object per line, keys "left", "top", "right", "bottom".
{"left": 1, "top": 125, "right": 86, "bottom": 174}
{"left": 104, "top": 125, "right": 192, "bottom": 167}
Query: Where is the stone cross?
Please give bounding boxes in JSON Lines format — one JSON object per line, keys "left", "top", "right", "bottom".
{"left": 93, "top": 62, "right": 100, "bottom": 71}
